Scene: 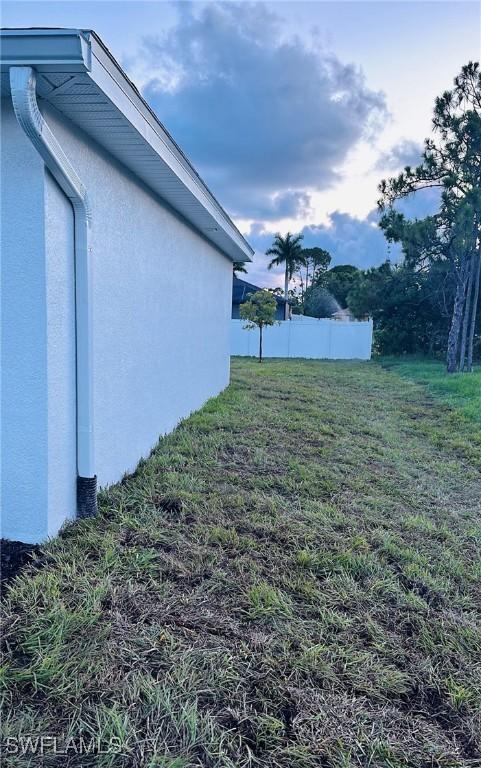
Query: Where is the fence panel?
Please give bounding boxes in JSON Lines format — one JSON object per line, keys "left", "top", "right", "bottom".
{"left": 231, "top": 318, "right": 373, "bottom": 360}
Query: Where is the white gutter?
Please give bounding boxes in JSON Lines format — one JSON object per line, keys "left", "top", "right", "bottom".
{"left": 9, "top": 65, "right": 97, "bottom": 516}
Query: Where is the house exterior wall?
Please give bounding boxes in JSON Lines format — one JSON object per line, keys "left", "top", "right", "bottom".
{"left": 1, "top": 98, "right": 49, "bottom": 542}
{"left": 1, "top": 98, "right": 232, "bottom": 543}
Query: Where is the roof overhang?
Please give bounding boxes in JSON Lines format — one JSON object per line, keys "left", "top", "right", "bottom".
{"left": 233, "top": 277, "right": 289, "bottom": 305}
{"left": 0, "top": 28, "right": 253, "bottom": 263}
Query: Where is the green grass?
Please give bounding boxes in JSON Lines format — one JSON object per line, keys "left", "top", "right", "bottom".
{"left": 380, "top": 357, "right": 481, "bottom": 424}
{"left": 2, "top": 359, "right": 481, "bottom": 767}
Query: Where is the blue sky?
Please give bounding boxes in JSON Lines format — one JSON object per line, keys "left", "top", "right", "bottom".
{"left": 3, "top": 1, "right": 480, "bottom": 285}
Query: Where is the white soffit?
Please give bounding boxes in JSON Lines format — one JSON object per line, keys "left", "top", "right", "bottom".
{"left": 0, "top": 28, "right": 253, "bottom": 263}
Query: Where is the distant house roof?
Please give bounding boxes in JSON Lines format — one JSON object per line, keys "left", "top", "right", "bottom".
{"left": 0, "top": 27, "right": 253, "bottom": 264}
{"left": 331, "top": 308, "right": 354, "bottom": 321}
{"left": 233, "top": 276, "right": 288, "bottom": 306}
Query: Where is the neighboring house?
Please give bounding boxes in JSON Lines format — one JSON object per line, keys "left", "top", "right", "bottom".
{"left": 1, "top": 28, "right": 253, "bottom": 543}
{"left": 332, "top": 308, "right": 354, "bottom": 321}
{"left": 232, "top": 276, "right": 290, "bottom": 321}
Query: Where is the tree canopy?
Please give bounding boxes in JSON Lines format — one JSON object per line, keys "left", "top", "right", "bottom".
{"left": 378, "top": 61, "right": 481, "bottom": 372}
{"left": 347, "top": 260, "right": 461, "bottom": 356}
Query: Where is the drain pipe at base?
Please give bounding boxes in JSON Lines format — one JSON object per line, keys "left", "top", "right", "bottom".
{"left": 10, "top": 66, "right": 97, "bottom": 518}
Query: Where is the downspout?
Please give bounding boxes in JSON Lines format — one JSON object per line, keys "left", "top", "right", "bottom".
{"left": 9, "top": 66, "right": 97, "bottom": 518}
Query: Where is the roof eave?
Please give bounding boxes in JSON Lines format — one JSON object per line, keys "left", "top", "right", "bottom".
{"left": 0, "top": 28, "right": 253, "bottom": 263}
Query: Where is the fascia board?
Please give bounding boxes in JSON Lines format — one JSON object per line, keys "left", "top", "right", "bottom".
{"left": 86, "top": 33, "right": 253, "bottom": 261}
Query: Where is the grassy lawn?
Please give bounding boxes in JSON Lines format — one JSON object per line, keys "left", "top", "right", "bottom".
{"left": 379, "top": 357, "right": 481, "bottom": 424}
{"left": 2, "top": 359, "right": 481, "bottom": 767}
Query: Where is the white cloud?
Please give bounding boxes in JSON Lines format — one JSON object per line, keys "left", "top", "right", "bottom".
{"left": 132, "top": 2, "right": 387, "bottom": 220}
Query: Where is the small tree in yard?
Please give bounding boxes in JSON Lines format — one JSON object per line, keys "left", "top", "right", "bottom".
{"left": 240, "top": 291, "right": 278, "bottom": 362}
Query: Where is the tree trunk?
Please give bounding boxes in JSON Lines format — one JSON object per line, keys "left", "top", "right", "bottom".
{"left": 459, "top": 252, "right": 475, "bottom": 370}
{"left": 466, "top": 247, "right": 481, "bottom": 372}
{"left": 446, "top": 255, "right": 469, "bottom": 373}
{"left": 259, "top": 323, "right": 263, "bottom": 363}
{"left": 284, "top": 264, "right": 290, "bottom": 320}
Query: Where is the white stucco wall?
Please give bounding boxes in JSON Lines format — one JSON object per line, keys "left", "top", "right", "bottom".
{"left": 1, "top": 98, "right": 232, "bottom": 542}
{"left": 1, "top": 98, "right": 49, "bottom": 542}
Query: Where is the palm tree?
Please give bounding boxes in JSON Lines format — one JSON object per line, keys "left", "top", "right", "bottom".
{"left": 233, "top": 261, "right": 247, "bottom": 276}
{"left": 266, "top": 232, "right": 304, "bottom": 315}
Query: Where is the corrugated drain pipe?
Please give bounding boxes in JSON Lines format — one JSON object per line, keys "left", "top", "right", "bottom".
{"left": 10, "top": 66, "right": 97, "bottom": 518}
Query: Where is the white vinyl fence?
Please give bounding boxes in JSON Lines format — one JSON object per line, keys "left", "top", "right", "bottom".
{"left": 231, "top": 315, "right": 373, "bottom": 360}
